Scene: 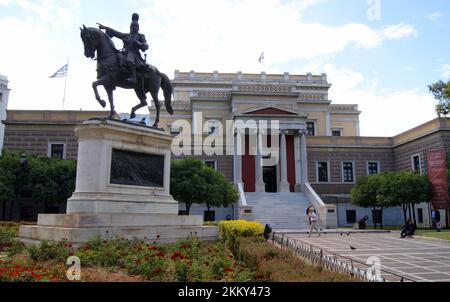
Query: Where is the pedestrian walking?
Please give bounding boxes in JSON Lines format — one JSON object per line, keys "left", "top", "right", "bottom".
{"left": 308, "top": 207, "right": 321, "bottom": 237}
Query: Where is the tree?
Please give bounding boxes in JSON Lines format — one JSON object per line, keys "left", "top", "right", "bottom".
{"left": 351, "top": 174, "right": 385, "bottom": 228}
{"left": 170, "top": 157, "right": 207, "bottom": 215}
{"left": 428, "top": 80, "right": 450, "bottom": 117}
{"left": 28, "top": 156, "right": 76, "bottom": 212}
{"left": 375, "top": 172, "right": 430, "bottom": 226}
{"left": 0, "top": 151, "right": 76, "bottom": 221}
{"left": 170, "top": 157, "right": 239, "bottom": 217}
{"left": 198, "top": 166, "right": 238, "bottom": 214}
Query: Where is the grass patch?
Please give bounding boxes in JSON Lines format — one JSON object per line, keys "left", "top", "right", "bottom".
{"left": 235, "top": 237, "right": 351, "bottom": 282}
{"left": 415, "top": 230, "right": 450, "bottom": 241}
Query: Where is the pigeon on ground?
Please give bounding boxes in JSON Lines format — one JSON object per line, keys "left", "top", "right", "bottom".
{"left": 349, "top": 246, "right": 357, "bottom": 250}
{"left": 340, "top": 232, "right": 343, "bottom": 236}
{"left": 346, "top": 232, "right": 351, "bottom": 236}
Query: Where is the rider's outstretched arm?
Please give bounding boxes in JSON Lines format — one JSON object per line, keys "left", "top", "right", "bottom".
{"left": 98, "top": 23, "right": 126, "bottom": 40}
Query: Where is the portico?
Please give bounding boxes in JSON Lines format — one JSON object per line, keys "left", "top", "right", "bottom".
{"left": 233, "top": 106, "right": 309, "bottom": 193}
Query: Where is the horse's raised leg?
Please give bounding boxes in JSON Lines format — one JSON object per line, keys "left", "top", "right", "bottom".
{"left": 150, "top": 90, "right": 161, "bottom": 128}
{"left": 105, "top": 87, "right": 116, "bottom": 118}
{"left": 130, "top": 86, "right": 148, "bottom": 120}
{"left": 92, "top": 80, "right": 107, "bottom": 108}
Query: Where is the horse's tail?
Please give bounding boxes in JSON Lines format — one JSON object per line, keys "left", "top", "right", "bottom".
{"left": 160, "top": 72, "right": 173, "bottom": 115}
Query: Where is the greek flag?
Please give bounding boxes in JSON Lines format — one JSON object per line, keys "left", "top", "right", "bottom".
{"left": 49, "top": 64, "right": 68, "bottom": 78}
{"left": 258, "top": 52, "right": 265, "bottom": 63}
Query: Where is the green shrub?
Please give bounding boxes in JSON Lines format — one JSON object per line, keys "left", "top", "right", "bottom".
{"left": 27, "top": 240, "right": 70, "bottom": 262}
{"left": 218, "top": 220, "right": 264, "bottom": 248}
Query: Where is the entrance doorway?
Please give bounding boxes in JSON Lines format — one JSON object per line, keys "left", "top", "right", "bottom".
{"left": 263, "top": 166, "right": 277, "bottom": 193}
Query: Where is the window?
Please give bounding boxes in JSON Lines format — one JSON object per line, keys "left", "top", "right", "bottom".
{"left": 206, "top": 120, "right": 219, "bottom": 135}
{"left": 307, "top": 122, "right": 315, "bottom": 136}
{"left": 368, "top": 162, "right": 379, "bottom": 175}
{"left": 317, "top": 162, "right": 329, "bottom": 182}
{"left": 346, "top": 210, "right": 357, "bottom": 224}
{"left": 204, "top": 210, "right": 215, "bottom": 222}
{"left": 418, "top": 208, "right": 424, "bottom": 224}
{"left": 332, "top": 131, "right": 341, "bottom": 137}
{"left": 342, "top": 162, "right": 354, "bottom": 183}
{"left": 49, "top": 144, "right": 65, "bottom": 160}
{"left": 170, "top": 126, "right": 181, "bottom": 135}
{"left": 412, "top": 155, "right": 421, "bottom": 173}
{"left": 204, "top": 160, "right": 217, "bottom": 170}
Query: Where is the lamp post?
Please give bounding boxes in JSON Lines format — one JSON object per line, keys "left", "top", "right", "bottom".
{"left": 10, "top": 154, "right": 28, "bottom": 220}
{"left": 19, "top": 154, "right": 28, "bottom": 171}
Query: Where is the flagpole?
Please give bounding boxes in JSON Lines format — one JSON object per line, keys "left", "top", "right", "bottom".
{"left": 62, "top": 57, "right": 69, "bottom": 110}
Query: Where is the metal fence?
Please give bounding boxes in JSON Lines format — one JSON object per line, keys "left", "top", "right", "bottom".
{"left": 271, "top": 232, "right": 415, "bottom": 282}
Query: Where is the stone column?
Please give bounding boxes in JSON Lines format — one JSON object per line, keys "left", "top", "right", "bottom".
{"left": 294, "top": 132, "right": 301, "bottom": 192}
{"left": 279, "top": 131, "right": 290, "bottom": 192}
{"left": 255, "top": 131, "right": 265, "bottom": 192}
{"left": 233, "top": 132, "right": 242, "bottom": 184}
{"left": 300, "top": 130, "right": 309, "bottom": 186}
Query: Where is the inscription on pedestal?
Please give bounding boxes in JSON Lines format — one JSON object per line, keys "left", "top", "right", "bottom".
{"left": 110, "top": 149, "right": 164, "bottom": 187}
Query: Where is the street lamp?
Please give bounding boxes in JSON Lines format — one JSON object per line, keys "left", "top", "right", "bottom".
{"left": 11, "top": 154, "right": 28, "bottom": 220}
{"left": 19, "top": 154, "right": 28, "bottom": 171}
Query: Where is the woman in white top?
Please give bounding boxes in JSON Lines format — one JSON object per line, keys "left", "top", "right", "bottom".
{"left": 308, "top": 208, "right": 321, "bottom": 237}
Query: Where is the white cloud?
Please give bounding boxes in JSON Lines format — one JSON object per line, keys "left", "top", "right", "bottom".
{"left": 320, "top": 64, "right": 436, "bottom": 137}
{"left": 135, "top": 0, "right": 416, "bottom": 75}
{"left": 383, "top": 23, "right": 418, "bottom": 40}
{"left": 425, "top": 12, "right": 443, "bottom": 23}
{"left": 0, "top": 0, "right": 421, "bottom": 121}
{"left": 439, "top": 64, "right": 450, "bottom": 80}
{"left": 13, "top": 0, "right": 80, "bottom": 30}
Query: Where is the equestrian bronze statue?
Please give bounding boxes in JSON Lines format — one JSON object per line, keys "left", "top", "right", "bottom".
{"left": 80, "top": 13, "right": 173, "bottom": 128}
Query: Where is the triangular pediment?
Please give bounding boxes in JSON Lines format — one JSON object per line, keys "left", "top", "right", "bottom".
{"left": 243, "top": 106, "right": 299, "bottom": 116}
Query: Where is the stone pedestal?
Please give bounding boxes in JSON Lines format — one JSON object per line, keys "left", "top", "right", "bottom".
{"left": 20, "top": 119, "right": 218, "bottom": 245}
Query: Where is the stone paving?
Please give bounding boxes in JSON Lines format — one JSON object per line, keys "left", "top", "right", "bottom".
{"left": 285, "top": 232, "right": 450, "bottom": 282}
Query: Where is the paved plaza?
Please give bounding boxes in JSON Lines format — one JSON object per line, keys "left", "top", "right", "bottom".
{"left": 285, "top": 232, "right": 450, "bottom": 282}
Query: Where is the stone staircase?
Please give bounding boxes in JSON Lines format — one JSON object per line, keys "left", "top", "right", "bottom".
{"left": 242, "top": 192, "right": 313, "bottom": 230}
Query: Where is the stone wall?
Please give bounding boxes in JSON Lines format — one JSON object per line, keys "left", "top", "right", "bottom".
{"left": 307, "top": 147, "right": 395, "bottom": 194}
{"left": 4, "top": 127, "right": 78, "bottom": 160}
{"left": 393, "top": 131, "right": 450, "bottom": 172}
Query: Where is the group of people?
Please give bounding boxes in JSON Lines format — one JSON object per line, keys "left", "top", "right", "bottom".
{"left": 263, "top": 206, "right": 445, "bottom": 240}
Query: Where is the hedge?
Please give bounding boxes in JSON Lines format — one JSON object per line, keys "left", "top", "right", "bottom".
{"left": 218, "top": 220, "right": 264, "bottom": 248}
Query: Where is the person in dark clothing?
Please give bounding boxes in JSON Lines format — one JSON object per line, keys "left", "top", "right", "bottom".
{"left": 401, "top": 219, "right": 416, "bottom": 238}
{"left": 432, "top": 208, "right": 441, "bottom": 232}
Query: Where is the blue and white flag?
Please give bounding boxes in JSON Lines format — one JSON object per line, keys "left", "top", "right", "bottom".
{"left": 49, "top": 64, "right": 68, "bottom": 78}
{"left": 258, "top": 52, "right": 265, "bottom": 63}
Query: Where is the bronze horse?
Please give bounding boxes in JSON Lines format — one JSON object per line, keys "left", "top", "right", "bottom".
{"left": 80, "top": 25, "right": 173, "bottom": 127}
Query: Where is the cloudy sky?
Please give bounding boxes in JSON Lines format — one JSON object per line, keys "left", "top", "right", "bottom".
{"left": 0, "top": 0, "right": 449, "bottom": 136}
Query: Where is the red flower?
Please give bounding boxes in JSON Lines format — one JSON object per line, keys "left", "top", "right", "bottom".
{"left": 180, "top": 244, "right": 190, "bottom": 249}
{"left": 147, "top": 246, "right": 158, "bottom": 251}
{"left": 135, "top": 259, "right": 142, "bottom": 265}
{"left": 171, "top": 251, "right": 185, "bottom": 261}
{"left": 154, "top": 252, "right": 165, "bottom": 257}
{"left": 154, "top": 268, "right": 162, "bottom": 274}
{"left": 224, "top": 268, "right": 234, "bottom": 273}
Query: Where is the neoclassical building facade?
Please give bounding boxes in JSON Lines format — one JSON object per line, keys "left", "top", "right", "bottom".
{"left": 3, "top": 71, "right": 450, "bottom": 228}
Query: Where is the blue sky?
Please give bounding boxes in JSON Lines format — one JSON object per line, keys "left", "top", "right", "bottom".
{"left": 0, "top": 0, "right": 449, "bottom": 136}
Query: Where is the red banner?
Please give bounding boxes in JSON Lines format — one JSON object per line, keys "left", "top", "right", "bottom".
{"left": 427, "top": 149, "right": 450, "bottom": 210}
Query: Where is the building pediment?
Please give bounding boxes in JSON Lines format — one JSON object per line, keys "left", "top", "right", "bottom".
{"left": 240, "top": 105, "right": 305, "bottom": 117}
